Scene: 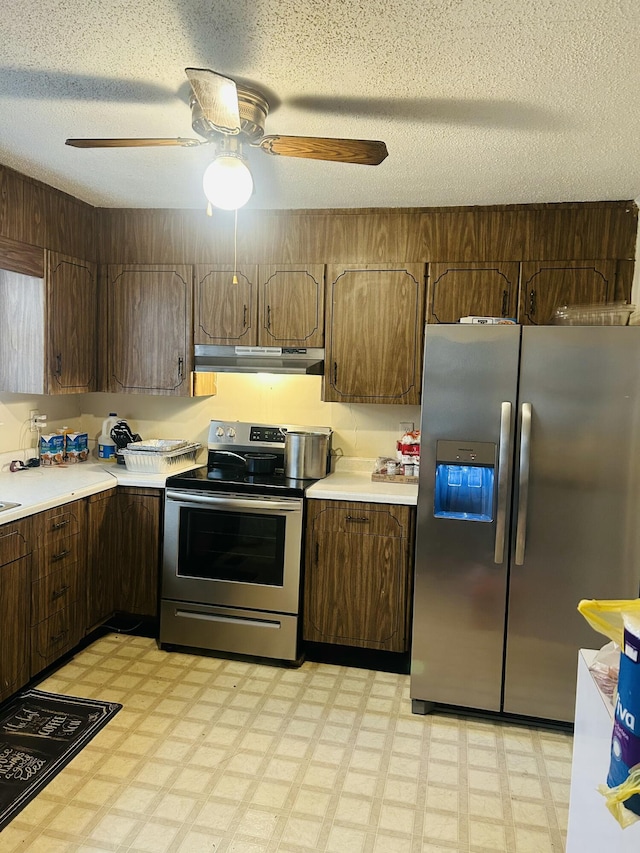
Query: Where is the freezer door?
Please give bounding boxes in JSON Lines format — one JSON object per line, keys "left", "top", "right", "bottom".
{"left": 411, "top": 324, "right": 520, "bottom": 711}
{"left": 504, "top": 326, "right": 640, "bottom": 721}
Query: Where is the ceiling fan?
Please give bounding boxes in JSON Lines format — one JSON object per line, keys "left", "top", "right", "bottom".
{"left": 66, "top": 67, "right": 388, "bottom": 210}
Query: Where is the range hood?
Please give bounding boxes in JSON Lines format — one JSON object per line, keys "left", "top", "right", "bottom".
{"left": 194, "top": 345, "right": 325, "bottom": 376}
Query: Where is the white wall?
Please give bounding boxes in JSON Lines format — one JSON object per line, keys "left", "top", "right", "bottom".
{"left": 0, "top": 375, "right": 421, "bottom": 466}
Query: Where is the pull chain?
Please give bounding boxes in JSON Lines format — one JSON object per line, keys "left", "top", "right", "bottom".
{"left": 232, "top": 208, "right": 239, "bottom": 285}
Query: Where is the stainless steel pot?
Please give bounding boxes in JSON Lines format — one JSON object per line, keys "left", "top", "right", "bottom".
{"left": 284, "top": 431, "right": 330, "bottom": 480}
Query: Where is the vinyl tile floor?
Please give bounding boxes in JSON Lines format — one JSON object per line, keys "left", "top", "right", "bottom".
{"left": 1, "top": 634, "right": 573, "bottom": 852}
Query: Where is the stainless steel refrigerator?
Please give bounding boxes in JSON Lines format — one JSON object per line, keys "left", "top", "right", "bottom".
{"left": 410, "top": 324, "right": 640, "bottom": 723}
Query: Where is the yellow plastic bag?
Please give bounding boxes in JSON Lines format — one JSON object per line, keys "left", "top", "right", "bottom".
{"left": 577, "top": 598, "right": 640, "bottom": 646}
{"left": 598, "top": 768, "right": 640, "bottom": 829}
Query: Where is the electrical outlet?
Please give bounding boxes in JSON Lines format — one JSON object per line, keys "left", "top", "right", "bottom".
{"left": 399, "top": 421, "right": 414, "bottom": 434}
{"left": 30, "top": 411, "right": 47, "bottom": 432}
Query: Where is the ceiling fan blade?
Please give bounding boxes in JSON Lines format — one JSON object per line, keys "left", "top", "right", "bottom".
{"left": 65, "top": 137, "right": 204, "bottom": 148}
{"left": 254, "top": 135, "right": 388, "bottom": 165}
{"left": 185, "top": 67, "right": 241, "bottom": 135}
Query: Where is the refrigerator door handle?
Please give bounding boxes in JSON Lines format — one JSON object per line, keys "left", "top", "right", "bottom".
{"left": 494, "top": 401, "right": 512, "bottom": 564}
{"left": 515, "top": 402, "right": 532, "bottom": 565}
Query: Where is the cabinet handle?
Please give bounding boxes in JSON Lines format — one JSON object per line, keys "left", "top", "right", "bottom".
{"left": 50, "top": 629, "right": 68, "bottom": 644}
{"left": 333, "top": 361, "right": 338, "bottom": 385}
{"left": 51, "top": 548, "right": 71, "bottom": 562}
{"left": 178, "top": 357, "right": 184, "bottom": 378}
{"left": 55, "top": 353, "right": 62, "bottom": 376}
{"left": 266, "top": 305, "right": 271, "bottom": 330}
{"left": 243, "top": 304, "right": 248, "bottom": 327}
{"left": 345, "top": 515, "right": 369, "bottom": 523}
{"left": 501, "top": 290, "right": 508, "bottom": 317}
{"left": 52, "top": 519, "right": 70, "bottom": 531}
{"left": 529, "top": 289, "right": 536, "bottom": 317}
{"left": 52, "top": 584, "right": 70, "bottom": 601}
{"left": 315, "top": 541, "right": 319, "bottom": 566}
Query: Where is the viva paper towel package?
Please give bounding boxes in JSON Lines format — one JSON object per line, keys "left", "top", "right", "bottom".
{"left": 604, "top": 611, "right": 640, "bottom": 826}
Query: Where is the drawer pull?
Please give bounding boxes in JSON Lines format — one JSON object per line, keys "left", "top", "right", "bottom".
{"left": 50, "top": 629, "right": 68, "bottom": 644}
{"left": 52, "top": 519, "right": 70, "bottom": 531}
{"left": 51, "top": 548, "right": 71, "bottom": 562}
{"left": 345, "top": 515, "right": 369, "bottom": 523}
{"left": 52, "top": 584, "right": 70, "bottom": 601}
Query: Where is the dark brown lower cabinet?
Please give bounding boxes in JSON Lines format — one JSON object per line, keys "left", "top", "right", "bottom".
{"left": 86, "top": 488, "right": 118, "bottom": 631}
{"left": 87, "top": 486, "right": 162, "bottom": 628}
{"left": 303, "top": 500, "right": 415, "bottom": 652}
{"left": 113, "top": 487, "right": 162, "bottom": 618}
{"left": 0, "top": 519, "right": 32, "bottom": 702}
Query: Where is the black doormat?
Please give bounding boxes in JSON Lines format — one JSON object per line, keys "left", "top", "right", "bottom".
{"left": 0, "top": 689, "right": 122, "bottom": 832}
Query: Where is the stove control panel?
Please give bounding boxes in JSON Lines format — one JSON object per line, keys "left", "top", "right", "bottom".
{"left": 250, "top": 426, "right": 286, "bottom": 443}
{"left": 208, "top": 420, "right": 331, "bottom": 451}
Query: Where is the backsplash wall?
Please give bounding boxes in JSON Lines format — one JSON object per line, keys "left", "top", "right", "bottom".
{"left": 0, "top": 375, "right": 421, "bottom": 466}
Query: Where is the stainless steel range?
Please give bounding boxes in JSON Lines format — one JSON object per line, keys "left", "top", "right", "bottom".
{"left": 160, "top": 420, "right": 332, "bottom": 663}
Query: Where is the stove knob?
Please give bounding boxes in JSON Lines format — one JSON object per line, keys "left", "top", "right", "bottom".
{"left": 215, "top": 426, "right": 224, "bottom": 437}
{"left": 227, "top": 427, "right": 236, "bottom": 438}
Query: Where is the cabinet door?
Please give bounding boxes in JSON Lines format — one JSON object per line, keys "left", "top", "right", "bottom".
{"left": 303, "top": 501, "right": 413, "bottom": 652}
{"left": 258, "top": 265, "right": 325, "bottom": 347}
{"left": 0, "top": 555, "right": 31, "bottom": 701}
{"left": 194, "top": 265, "right": 258, "bottom": 345}
{"left": 520, "top": 260, "right": 616, "bottom": 325}
{"left": 114, "top": 488, "right": 161, "bottom": 618}
{"left": 107, "top": 264, "right": 193, "bottom": 394}
{"left": 0, "top": 519, "right": 32, "bottom": 702}
{"left": 427, "top": 262, "right": 519, "bottom": 323}
{"left": 324, "top": 264, "right": 425, "bottom": 404}
{"left": 46, "top": 251, "right": 98, "bottom": 393}
{"left": 86, "top": 489, "right": 117, "bottom": 631}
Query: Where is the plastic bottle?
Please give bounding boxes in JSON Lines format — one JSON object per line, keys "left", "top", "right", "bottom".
{"left": 98, "top": 413, "right": 118, "bottom": 461}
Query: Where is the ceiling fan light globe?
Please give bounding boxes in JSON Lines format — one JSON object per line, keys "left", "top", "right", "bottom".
{"left": 202, "top": 154, "right": 253, "bottom": 210}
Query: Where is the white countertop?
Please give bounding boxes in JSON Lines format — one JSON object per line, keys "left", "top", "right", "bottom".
{"left": 306, "top": 458, "right": 418, "bottom": 505}
{"left": 0, "top": 453, "right": 419, "bottom": 521}
{"left": 0, "top": 460, "right": 197, "bottom": 524}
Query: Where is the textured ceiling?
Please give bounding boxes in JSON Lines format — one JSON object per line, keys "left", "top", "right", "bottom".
{"left": 1, "top": 0, "right": 639, "bottom": 211}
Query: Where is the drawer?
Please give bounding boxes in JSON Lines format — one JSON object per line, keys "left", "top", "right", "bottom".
{"left": 31, "top": 562, "right": 80, "bottom": 625}
{"left": 31, "top": 602, "right": 81, "bottom": 676}
{"left": 35, "top": 533, "right": 83, "bottom": 579}
{"left": 0, "top": 517, "right": 33, "bottom": 565}
{"left": 37, "top": 501, "right": 85, "bottom": 547}
{"left": 308, "top": 502, "right": 412, "bottom": 537}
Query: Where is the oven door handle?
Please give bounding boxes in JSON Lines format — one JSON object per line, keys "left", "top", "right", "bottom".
{"left": 165, "top": 490, "right": 301, "bottom": 512}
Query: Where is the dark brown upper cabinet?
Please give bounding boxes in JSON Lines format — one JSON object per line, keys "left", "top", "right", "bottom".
{"left": 323, "top": 264, "right": 426, "bottom": 404}
{"left": 47, "top": 252, "right": 98, "bottom": 392}
{"left": 520, "top": 260, "right": 617, "bottom": 325}
{"left": 427, "top": 262, "right": 520, "bottom": 324}
{"left": 105, "top": 264, "right": 193, "bottom": 395}
{"left": 194, "top": 263, "right": 324, "bottom": 348}
{"left": 258, "top": 264, "right": 325, "bottom": 347}
{"left": 194, "top": 264, "right": 258, "bottom": 346}
{"left": 0, "top": 248, "right": 97, "bottom": 395}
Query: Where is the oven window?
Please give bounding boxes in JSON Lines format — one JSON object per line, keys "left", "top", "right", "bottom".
{"left": 178, "top": 508, "right": 287, "bottom": 586}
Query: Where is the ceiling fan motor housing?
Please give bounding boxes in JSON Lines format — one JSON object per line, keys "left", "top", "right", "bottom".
{"left": 190, "top": 84, "right": 269, "bottom": 141}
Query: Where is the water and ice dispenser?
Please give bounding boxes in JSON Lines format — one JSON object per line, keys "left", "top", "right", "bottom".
{"left": 433, "top": 440, "right": 496, "bottom": 522}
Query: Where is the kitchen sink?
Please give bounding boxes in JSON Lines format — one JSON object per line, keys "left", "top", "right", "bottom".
{"left": 0, "top": 502, "right": 20, "bottom": 512}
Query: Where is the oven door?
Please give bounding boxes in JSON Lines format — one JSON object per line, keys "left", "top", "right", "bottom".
{"left": 162, "top": 489, "right": 303, "bottom": 614}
